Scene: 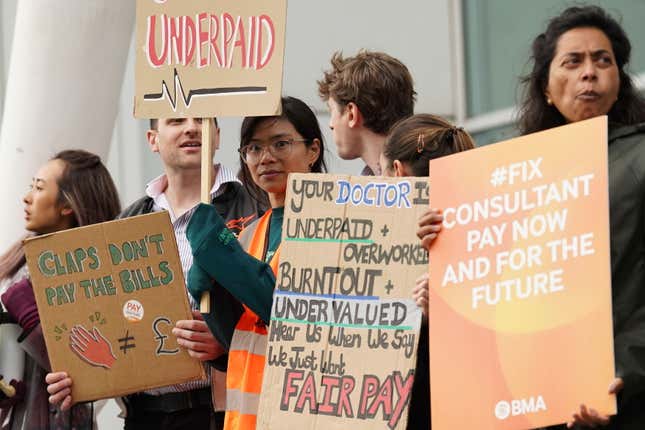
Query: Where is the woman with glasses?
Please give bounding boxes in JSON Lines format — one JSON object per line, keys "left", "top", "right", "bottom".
{"left": 183, "top": 96, "right": 327, "bottom": 430}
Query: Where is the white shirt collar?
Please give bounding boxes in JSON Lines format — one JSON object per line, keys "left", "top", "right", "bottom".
{"left": 145, "top": 163, "right": 241, "bottom": 214}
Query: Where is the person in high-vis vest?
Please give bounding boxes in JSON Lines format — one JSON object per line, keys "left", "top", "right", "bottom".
{"left": 185, "top": 96, "right": 328, "bottom": 430}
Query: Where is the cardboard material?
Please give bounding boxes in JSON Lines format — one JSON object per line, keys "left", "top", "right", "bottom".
{"left": 257, "top": 173, "right": 426, "bottom": 429}
{"left": 134, "top": 0, "right": 287, "bottom": 118}
{"left": 24, "top": 212, "right": 204, "bottom": 403}
{"left": 428, "top": 116, "right": 615, "bottom": 429}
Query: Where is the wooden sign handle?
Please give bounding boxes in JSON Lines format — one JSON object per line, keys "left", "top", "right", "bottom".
{"left": 0, "top": 378, "right": 16, "bottom": 398}
{"left": 199, "top": 118, "right": 213, "bottom": 313}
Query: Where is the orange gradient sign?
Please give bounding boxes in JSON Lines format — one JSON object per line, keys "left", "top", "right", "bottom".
{"left": 428, "top": 116, "right": 615, "bottom": 429}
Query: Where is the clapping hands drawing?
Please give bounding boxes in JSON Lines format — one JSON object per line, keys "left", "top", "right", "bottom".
{"left": 69, "top": 325, "right": 116, "bottom": 369}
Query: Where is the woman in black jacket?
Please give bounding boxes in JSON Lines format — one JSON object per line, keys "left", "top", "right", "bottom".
{"left": 519, "top": 6, "right": 645, "bottom": 429}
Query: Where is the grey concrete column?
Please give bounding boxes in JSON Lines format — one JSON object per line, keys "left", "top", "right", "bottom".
{"left": 0, "top": 0, "right": 135, "bottom": 250}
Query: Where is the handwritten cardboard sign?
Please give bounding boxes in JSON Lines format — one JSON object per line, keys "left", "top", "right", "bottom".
{"left": 24, "top": 212, "right": 204, "bottom": 402}
{"left": 134, "top": 0, "right": 287, "bottom": 118}
{"left": 428, "top": 116, "right": 615, "bottom": 429}
{"left": 257, "top": 174, "right": 426, "bottom": 430}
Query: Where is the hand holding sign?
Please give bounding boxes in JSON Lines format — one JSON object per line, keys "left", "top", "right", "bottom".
{"left": 45, "top": 371, "right": 73, "bottom": 411}
{"left": 69, "top": 325, "right": 116, "bottom": 369}
{"left": 412, "top": 273, "right": 429, "bottom": 318}
{"left": 567, "top": 378, "right": 623, "bottom": 428}
{"left": 416, "top": 208, "right": 443, "bottom": 251}
{"left": 173, "top": 311, "right": 224, "bottom": 361}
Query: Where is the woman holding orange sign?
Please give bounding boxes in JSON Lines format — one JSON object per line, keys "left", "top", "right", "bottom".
{"left": 518, "top": 6, "right": 645, "bottom": 430}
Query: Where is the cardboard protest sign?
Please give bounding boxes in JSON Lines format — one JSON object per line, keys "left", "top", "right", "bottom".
{"left": 428, "top": 116, "right": 615, "bottom": 429}
{"left": 257, "top": 174, "right": 426, "bottom": 430}
{"left": 24, "top": 212, "right": 204, "bottom": 402}
{"left": 134, "top": 0, "right": 287, "bottom": 118}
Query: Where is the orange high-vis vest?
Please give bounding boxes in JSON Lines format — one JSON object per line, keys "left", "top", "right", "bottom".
{"left": 225, "top": 210, "right": 280, "bottom": 430}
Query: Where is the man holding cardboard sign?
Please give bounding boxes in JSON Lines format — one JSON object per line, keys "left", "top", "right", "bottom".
{"left": 120, "top": 117, "right": 261, "bottom": 429}
{"left": 47, "top": 118, "right": 262, "bottom": 430}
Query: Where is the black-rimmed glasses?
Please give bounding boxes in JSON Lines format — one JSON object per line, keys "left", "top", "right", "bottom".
{"left": 239, "top": 138, "right": 310, "bottom": 163}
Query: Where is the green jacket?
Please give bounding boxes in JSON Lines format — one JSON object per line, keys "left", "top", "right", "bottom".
{"left": 604, "top": 122, "right": 645, "bottom": 429}
{"left": 186, "top": 204, "right": 277, "bottom": 370}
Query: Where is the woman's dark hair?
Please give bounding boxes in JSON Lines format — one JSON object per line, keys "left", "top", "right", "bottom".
{"left": 238, "top": 96, "right": 328, "bottom": 207}
{"left": 383, "top": 114, "right": 475, "bottom": 177}
{"left": 0, "top": 150, "right": 121, "bottom": 280}
{"left": 54, "top": 150, "right": 121, "bottom": 227}
{"left": 519, "top": 5, "right": 645, "bottom": 134}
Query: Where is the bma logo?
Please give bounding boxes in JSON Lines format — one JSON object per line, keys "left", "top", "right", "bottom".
{"left": 494, "top": 396, "right": 547, "bottom": 420}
